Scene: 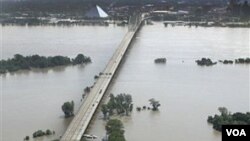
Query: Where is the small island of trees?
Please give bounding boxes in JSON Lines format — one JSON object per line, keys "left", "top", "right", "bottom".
{"left": 149, "top": 98, "right": 161, "bottom": 111}
{"left": 207, "top": 107, "right": 250, "bottom": 131}
{"left": 196, "top": 58, "right": 217, "bottom": 66}
{"left": 0, "top": 54, "right": 91, "bottom": 74}
{"left": 62, "top": 101, "right": 74, "bottom": 118}
{"left": 100, "top": 95, "right": 161, "bottom": 141}
{"left": 196, "top": 57, "right": 250, "bottom": 66}
{"left": 100, "top": 94, "right": 132, "bottom": 141}
{"left": 136, "top": 98, "right": 160, "bottom": 112}
{"left": 218, "top": 60, "right": 234, "bottom": 64}
{"left": 235, "top": 58, "right": 250, "bottom": 64}
{"left": 30, "top": 129, "right": 55, "bottom": 139}
{"left": 154, "top": 58, "right": 166, "bottom": 63}
{"left": 101, "top": 94, "right": 133, "bottom": 119}
{"left": 24, "top": 128, "right": 55, "bottom": 140}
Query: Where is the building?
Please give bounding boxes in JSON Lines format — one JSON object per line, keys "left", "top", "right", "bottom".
{"left": 85, "top": 5, "right": 109, "bottom": 18}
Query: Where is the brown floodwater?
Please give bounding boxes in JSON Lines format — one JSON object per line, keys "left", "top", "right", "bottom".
{"left": 87, "top": 23, "right": 250, "bottom": 141}
{"left": 0, "top": 25, "right": 127, "bottom": 141}
{"left": 1, "top": 23, "right": 249, "bottom": 141}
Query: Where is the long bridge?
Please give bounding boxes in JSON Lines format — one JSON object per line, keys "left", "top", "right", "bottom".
{"left": 61, "top": 14, "right": 144, "bottom": 141}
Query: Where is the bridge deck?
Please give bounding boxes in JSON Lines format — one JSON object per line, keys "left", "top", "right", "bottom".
{"left": 61, "top": 17, "right": 141, "bottom": 140}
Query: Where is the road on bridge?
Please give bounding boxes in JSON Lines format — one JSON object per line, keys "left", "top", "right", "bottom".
{"left": 61, "top": 15, "right": 142, "bottom": 141}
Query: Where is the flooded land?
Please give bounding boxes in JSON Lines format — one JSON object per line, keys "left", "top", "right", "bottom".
{"left": 1, "top": 23, "right": 249, "bottom": 141}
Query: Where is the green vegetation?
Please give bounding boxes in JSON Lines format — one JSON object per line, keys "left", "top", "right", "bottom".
{"left": 27, "top": 129, "right": 54, "bottom": 139}
{"left": 207, "top": 107, "right": 250, "bottom": 131}
{"left": 105, "top": 119, "right": 126, "bottom": 141}
{"left": 235, "top": 58, "right": 250, "bottom": 64}
{"left": 62, "top": 101, "right": 74, "bottom": 118}
{"left": 219, "top": 60, "right": 234, "bottom": 64}
{"left": 101, "top": 94, "right": 133, "bottom": 118}
{"left": 0, "top": 54, "right": 91, "bottom": 74}
{"left": 101, "top": 104, "right": 109, "bottom": 120}
{"left": 136, "top": 107, "right": 142, "bottom": 111}
{"left": 199, "top": 58, "right": 250, "bottom": 66}
{"left": 94, "top": 75, "right": 99, "bottom": 79}
{"left": 136, "top": 106, "right": 151, "bottom": 112}
{"left": 33, "top": 130, "right": 45, "bottom": 138}
{"left": 82, "top": 93, "right": 86, "bottom": 99}
{"left": 154, "top": 58, "right": 166, "bottom": 63}
{"left": 149, "top": 98, "right": 161, "bottom": 111}
{"left": 32, "top": 129, "right": 53, "bottom": 138}
{"left": 72, "top": 54, "right": 91, "bottom": 65}
{"left": 84, "top": 86, "right": 91, "bottom": 93}
{"left": 24, "top": 136, "right": 29, "bottom": 140}
{"left": 45, "top": 129, "right": 52, "bottom": 135}
{"left": 196, "top": 58, "right": 217, "bottom": 66}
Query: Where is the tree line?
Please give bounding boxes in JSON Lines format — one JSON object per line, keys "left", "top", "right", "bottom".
{"left": 0, "top": 54, "right": 91, "bottom": 74}
{"left": 207, "top": 107, "right": 250, "bottom": 131}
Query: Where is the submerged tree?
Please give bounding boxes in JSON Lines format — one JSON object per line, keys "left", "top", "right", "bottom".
{"left": 24, "top": 136, "right": 29, "bottom": 140}
{"left": 149, "top": 98, "right": 161, "bottom": 111}
{"left": 72, "top": 54, "right": 91, "bottom": 65}
{"left": 115, "top": 94, "right": 133, "bottom": 115}
{"left": 61, "top": 101, "right": 74, "bottom": 118}
{"left": 105, "top": 119, "right": 126, "bottom": 141}
{"left": 107, "top": 94, "right": 116, "bottom": 116}
{"left": 84, "top": 86, "right": 91, "bottom": 93}
{"left": 101, "top": 93, "right": 133, "bottom": 118}
{"left": 218, "top": 107, "right": 229, "bottom": 116}
{"left": 110, "top": 93, "right": 133, "bottom": 116}
{"left": 101, "top": 104, "right": 109, "bottom": 120}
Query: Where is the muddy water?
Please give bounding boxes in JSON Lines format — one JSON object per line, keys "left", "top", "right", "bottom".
{"left": 1, "top": 25, "right": 127, "bottom": 141}
{"left": 88, "top": 23, "right": 250, "bottom": 141}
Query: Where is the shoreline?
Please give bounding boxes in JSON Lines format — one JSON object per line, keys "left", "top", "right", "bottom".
{"left": 1, "top": 19, "right": 250, "bottom": 28}
{"left": 163, "top": 20, "right": 250, "bottom": 28}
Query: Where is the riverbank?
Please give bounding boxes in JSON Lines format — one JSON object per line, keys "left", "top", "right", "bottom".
{"left": 0, "top": 18, "right": 110, "bottom": 26}
{"left": 163, "top": 21, "right": 250, "bottom": 28}
{"left": 2, "top": 17, "right": 250, "bottom": 28}
{"left": 0, "top": 17, "right": 130, "bottom": 26}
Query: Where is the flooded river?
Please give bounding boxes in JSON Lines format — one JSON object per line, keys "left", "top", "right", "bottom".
{"left": 1, "top": 23, "right": 249, "bottom": 141}
{"left": 0, "top": 25, "right": 127, "bottom": 141}
{"left": 88, "top": 23, "right": 250, "bottom": 141}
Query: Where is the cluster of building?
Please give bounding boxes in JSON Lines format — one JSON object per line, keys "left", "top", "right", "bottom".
{"left": 1, "top": 1, "right": 250, "bottom": 26}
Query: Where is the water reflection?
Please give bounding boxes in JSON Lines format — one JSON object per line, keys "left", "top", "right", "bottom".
{"left": 1, "top": 66, "right": 68, "bottom": 77}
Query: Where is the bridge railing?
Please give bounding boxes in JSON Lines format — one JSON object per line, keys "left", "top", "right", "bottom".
{"left": 128, "top": 13, "right": 143, "bottom": 32}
